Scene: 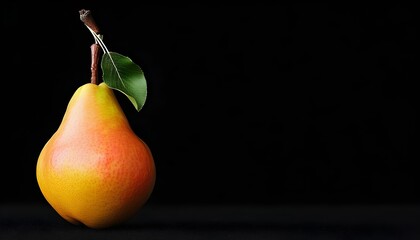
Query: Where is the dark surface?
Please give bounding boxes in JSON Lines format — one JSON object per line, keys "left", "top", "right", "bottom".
{"left": 1, "top": 203, "right": 420, "bottom": 239}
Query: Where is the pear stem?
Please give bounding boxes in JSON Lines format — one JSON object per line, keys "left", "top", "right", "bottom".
{"left": 79, "top": 9, "right": 101, "bottom": 85}
{"left": 90, "top": 43, "right": 100, "bottom": 85}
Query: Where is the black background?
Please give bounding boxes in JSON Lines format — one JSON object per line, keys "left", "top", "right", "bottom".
{"left": 2, "top": 3, "right": 419, "bottom": 206}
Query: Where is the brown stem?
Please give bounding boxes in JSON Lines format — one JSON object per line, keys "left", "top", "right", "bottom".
{"left": 79, "top": 9, "right": 102, "bottom": 84}
{"left": 90, "top": 44, "right": 100, "bottom": 84}
{"left": 79, "top": 9, "right": 100, "bottom": 34}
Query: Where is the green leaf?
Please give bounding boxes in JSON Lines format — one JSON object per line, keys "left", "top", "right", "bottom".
{"left": 101, "top": 52, "right": 147, "bottom": 112}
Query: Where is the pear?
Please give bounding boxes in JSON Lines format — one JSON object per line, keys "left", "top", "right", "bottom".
{"left": 36, "top": 82, "right": 156, "bottom": 229}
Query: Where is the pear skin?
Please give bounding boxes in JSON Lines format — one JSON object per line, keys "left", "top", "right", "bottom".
{"left": 36, "top": 82, "right": 156, "bottom": 229}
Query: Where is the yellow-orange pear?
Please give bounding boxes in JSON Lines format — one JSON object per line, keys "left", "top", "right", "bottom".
{"left": 36, "top": 82, "right": 156, "bottom": 229}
